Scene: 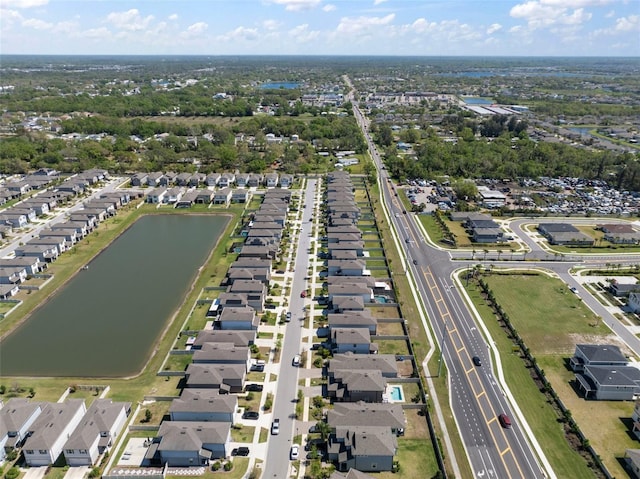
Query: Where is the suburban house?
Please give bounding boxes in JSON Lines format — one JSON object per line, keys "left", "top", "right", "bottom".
{"left": 247, "top": 174, "right": 263, "bottom": 188}
{"left": 0, "top": 283, "right": 19, "bottom": 300}
{"left": 175, "top": 190, "right": 199, "bottom": 208}
{"left": 327, "top": 370, "right": 386, "bottom": 403}
{"left": 0, "top": 398, "right": 43, "bottom": 452}
{"left": 328, "top": 284, "right": 374, "bottom": 304}
{"left": 330, "top": 469, "right": 375, "bottom": 479}
{"left": 231, "top": 189, "right": 249, "bottom": 203}
{"left": 10, "top": 208, "right": 37, "bottom": 222}
{"left": 576, "top": 365, "right": 640, "bottom": 400}
{"left": 224, "top": 267, "right": 271, "bottom": 286}
{"left": 23, "top": 399, "right": 87, "bottom": 466}
{"left": 20, "top": 199, "right": 50, "bottom": 216}
{"left": 331, "top": 295, "right": 365, "bottom": 313}
{"left": 328, "top": 402, "right": 406, "bottom": 437}
{"left": 227, "top": 280, "right": 265, "bottom": 312}
{"left": 192, "top": 330, "right": 256, "bottom": 348}
{"left": 146, "top": 187, "right": 168, "bottom": 204}
{"left": 168, "top": 389, "right": 237, "bottom": 423}
{"left": 631, "top": 400, "right": 640, "bottom": 440}
{"left": 0, "top": 266, "right": 27, "bottom": 285}
{"left": 63, "top": 399, "right": 131, "bottom": 466}
{"left": 328, "top": 260, "right": 369, "bottom": 277}
{"left": 147, "top": 172, "right": 165, "bottom": 187}
{"left": 14, "top": 244, "right": 59, "bottom": 262}
{"left": 163, "top": 187, "right": 183, "bottom": 204}
{"left": 50, "top": 221, "right": 88, "bottom": 238}
{"left": 0, "top": 213, "right": 28, "bottom": 228}
{"left": 265, "top": 173, "right": 279, "bottom": 187}
{"left": 216, "top": 306, "right": 258, "bottom": 330}
{"left": 39, "top": 228, "right": 78, "bottom": 245}
{"left": 218, "top": 173, "right": 235, "bottom": 188}
{"left": 329, "top": 353, "right": 398, "bottom": 379}
{"left": 327, "top": 426, "right": 397, "bottom": 472}
{"left": 130, "top": 173, "right": 148, "bottom": 187}
{"left": 0, "top": 257, "right": 43, "bottom": 275}
{"left": 213, "top": 188, "right": 232, "bottom": 205}
{"left": 206, "top": 173, "right": 221, "bottom": 187}
{"left": 26, "top": 237, "right": 67, "bottom": 254}
{"left": 609, "top": 279, "right": 640, "bottom": 297}
{"left": 191, "top": 343, "right": 251, "bottom": 371}
{"left": 328, "top": 242, "right": 365, "bottom": 257}
{"left": 147, "top": 421, "right": 231, "bottom": 466}
{"left": 195, "top": 191, "right": 214, "bottom": 204}
{"left": 235, "top": 174, "right": 250, "bottom": 188}
{"left": 184, "top": 363, "right": 246, "bottom": 393}
{"left": 331, "top": 328, "right": 377, "bottom": 354}
{"left": 328, "top": 311, "right": 377, "bottom": 334}
{"left": 625, "top": 449, "right": 640, "bottom": 479}
{"left": 570, "top": 344, "right": 629, "bottom": 372}
{"left": 279, "top": 174, "right": 293, "bottom": 188}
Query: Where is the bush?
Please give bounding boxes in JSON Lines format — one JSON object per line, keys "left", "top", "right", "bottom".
{"left": 312, "top": 396, "right": 324, "bottom": 408}
{"left": 0, "top": 385, "right": 5, "bottom": 394}
{"left": 88, "top": 467, "right": 101, "bottom": 478}
{"left": 211, "top": 461, "right": 221, "bottom": 471}
{"left": 5, "top": 467, "right": 20, "bottom": 479}
{"left": 263, "top": 393, "right": 273, "bottom": 411}
{"left": 223, "top": 461, "right": 233, "bottom": 471}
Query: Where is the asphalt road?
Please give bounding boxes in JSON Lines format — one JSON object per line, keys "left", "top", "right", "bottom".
{"left": 350, "top": 98, "right": 545, "bottom": 478}
{"left": 262, "top": 178, "right": 317, "bottom": 479}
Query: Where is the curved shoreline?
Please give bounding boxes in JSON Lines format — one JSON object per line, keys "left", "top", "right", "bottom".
{"left": 0, "top": 209, "right": 234, "bottom": 381}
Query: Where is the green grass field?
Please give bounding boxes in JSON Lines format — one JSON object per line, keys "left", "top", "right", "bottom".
{"left": 476, "top": 273, "right": 635, "bottom": 478}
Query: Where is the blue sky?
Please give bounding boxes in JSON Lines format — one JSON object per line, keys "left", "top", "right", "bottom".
{"left": 1, "top": 0, "right": 638, "bottom": 56}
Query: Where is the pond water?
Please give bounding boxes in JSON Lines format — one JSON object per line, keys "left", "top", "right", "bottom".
{"left": 260, "top": 82, "right": 300, "bottom": 89}
{"left": 0, "top": 214, "right": 228, "bottom": 377}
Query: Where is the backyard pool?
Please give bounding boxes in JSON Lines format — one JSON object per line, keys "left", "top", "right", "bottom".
{"left": 389, "top": 385, "right": 405, "bottom": 402}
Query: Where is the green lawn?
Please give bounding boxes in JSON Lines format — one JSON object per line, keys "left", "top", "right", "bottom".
{"left": 378, "top": 439, "right": 438, "bottom": 479}
{"left": 478, "top": 273, "right": 634, "bottom": 478}
{"left": 417, "top": 214, "right": 445, "bottom": 244}
{"left": 464, "top": 281, "right": 595, "bottom": 479}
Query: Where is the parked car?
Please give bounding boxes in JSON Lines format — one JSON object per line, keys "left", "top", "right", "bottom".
{"left": 472, "top": 356, "right": 482, "bottom": 367}
{"left": 290, "top": 445, "right": 299, "bottom": 460}
{"left": 245, "top": 383, "right": 263, "bottom": 392}
{"left": 285, "top": 311, "right": 292, "bottom": 322}
{"left": 300, "top": 290, "right": 307, "bottom": 298}
{"left": 292, "top": 354, "right": 301, "bottom": 367}
{"left": 232, "top": 446, "right": 250, "bottom": 456}
{"left": 242, "top": 411, "right": 260, "bottom": 420}
{"left": 250, "top": 360, "right": 265, "bottom": 372}
{"left": 498, "top": 413, "right": 511, "bottom": 428}
{"left": 271, "top": 419, "right": 280, "bottom": 435}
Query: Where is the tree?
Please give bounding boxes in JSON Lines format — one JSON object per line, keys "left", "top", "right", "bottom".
{"left": 315, "top": 421, "right": 331, "bottom": 441}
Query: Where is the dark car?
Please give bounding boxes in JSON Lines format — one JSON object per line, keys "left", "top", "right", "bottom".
{"left": 232, "top": 446, "right": 250, "bottom": 456}
{"left": 472, "top": 356, "right": 482, "bottom": 367}
{"left": 300, "top": 290, "right": 307, "bottom": 298}
{"left": 498, "top": 413, "right": 511, "bottom": 428}
{"left": 413, "top": 259, "right": 418, "bottom": 265}
{"left": 245, "top": 383, "right": 264, "bottom": 392}
{"left": 242, "top": 411, "right": 260, "bottom": 420}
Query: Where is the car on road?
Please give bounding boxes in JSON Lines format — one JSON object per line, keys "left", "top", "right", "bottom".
{"left": 290, "top": 445, "right": 300, "bottom": 460}
{"left": 285, "top": 311, "right": 292, "bottom": 322}
{"left": 413, "top": 259, "right": 418, "bottom": 265}
{"left": 292, "top": 354, "right": 301, "bottom": 367}
{"left": 232, "top": 446, "right": 250, "bottom": 457}
{"left": 405, "top": 238, "right": 410, "bottom": 244}
{"left": 498, "top": 413, "right": 511, "bottom": 428}
{"left": 242, "top": 411, "right": 259, "bottom": 420}
{"left": 271, "top": 419, "right": 280, "bottom": 435}
{"left": 300, "top": 290, "right": 307, "bottom": 298}
{"left": 245, "top": 383, "right": 263, "bottom": 392}
{"left": 472, "top": 356, "right": 482, "bottom": 367}
{"left": 570, "top": 286, "right": 578, "bottom": 294}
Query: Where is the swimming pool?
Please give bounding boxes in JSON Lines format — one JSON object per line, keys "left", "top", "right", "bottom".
{"left": 389, "top": 385, "right": 404, "bottom": 402}
{"left": 375, "top": 295, "right": 388, "bottom": 303}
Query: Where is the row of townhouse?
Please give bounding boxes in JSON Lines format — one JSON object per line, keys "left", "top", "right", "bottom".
{"left": 145, "top": 186, "right": 250, "bottom": 207}
{"left": 318, "top": 172, "right": 403, "bottom": 473}
{"left": 132, "top": 171, "right": 293, "bottom": 189}
{"left": 0, "top": 397, "right": 130, "bottom": 467}
{"left": 141, "top": 188, "right": 293, "bottom": 466}
{"left": 0, "top": 175, "right": 133, "bottom": 300}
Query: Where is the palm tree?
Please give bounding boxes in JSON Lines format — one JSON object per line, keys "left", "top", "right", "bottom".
{"left": 496, "top": 249, "right": 502, "bottom": 261}
{"left": 509, "top": 248, "right": 515, "bottom": 261}
{"left": 483, "top": 249, "right": 489, "bottom": 261}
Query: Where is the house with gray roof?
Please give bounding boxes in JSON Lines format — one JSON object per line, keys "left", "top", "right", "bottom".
{"left": 328, "top": 370, "right": 386, "bottom": 403}
{"left": 231, "top": 189, "right": 249, "bottom": 203}
{"left": 331, "top": 328, "right": 377, "bottom": 355}
{"left": 328, "top": 260, "right": 369, "bottom": 277}
{"left": 169, "top": 389, "right": 236, "bottom": 423}
{"left": 328, "top": 402, "right": 405, "bottom": 436}
{"left": 213, "top": 188, "right": 232, "bottom": 205}
{"left": 206, "top": 173, "right": 221, "bottom": 187}
{"left": 0, "top": 266, "right": 27, "bottom": 285}
{"left": 537, "top": 223, "right": 594, "bottom": 246}
{"left": 193, "top": 330, "right": 256, "bottom": 348}
{"left": 329, "top": 353, "right": 398, "bottom": 379}
{"left": 63, "top": 399, "right": 131, "bottom": 466}
{"left": 23, "top": 399, "right": 86, "bottom": 466}
{"left": 0, "top": 212, "right": 28, "bottom": 228}
{"left": 10, "top": 208, "right": 37, "bottom": 222}
{"left": 39, "top": 228, "right": 78, "bottom": 245}
{"left": 15, "top": 244, "right": 59, "bottom": 262}
{"left": 217, "top": 306, "right": 258, "bottom": 330}
{"left": 29, "top": 236, "right": 67, "bottom": 253}
{"left": 330, "top": 469, "right": 375, "bottom": 479}
{"left": 229, "top": 258, "right": 271, "bottom": 271}
{"left": 625, "top": 449, "right": 640, "bottom": 479}
{"left": 576, "top": 365, "right": 640, "bottom": 401}
{"left": 195, "top": 190, "right": 214, "bottom": 204}
{"left": 331, "top": 296, "right": 365, "bottom": 313}
{"left": 279, "top": 174, "right": 293, "bottom": 188}
{"left": 0, "top": 398, "right": 43, "bottom": 451}
{"left": 265, "top": 173, "right": 279, "bottom": 187}
{"left": 570, "top": 344, "right": 628, "bottom": 372}
{"left": 147, "top": 421, "right": 231, "bottom": 466}
{"left": 247, "top": 174, "right": 262, "bottom": 188}
{"left": 146, "top": 187, "right": 168, "bottom": 204}
{"left": 225, "top": 267, "right": 270, "bottom": 286}
{"left": 328, "top": 426, "right": 397, "bottom": 472}
{"left": 328, "top": 284, "right": 373, "bottom": 304}
{"left": 328, "top": 311, "right": 377, "bottom": 334}
{"left": 0, "top": 257, "right": 42, "bottom": 275}
{"left": 192, "top": 343, "right": 251, "bottom": 371}
{"left": 50, "top": 221, "right": 88, "bottom": 238}
{"left": 0, "top": 283, "right": 19, "bottom": 299}
{"left": 184, "top": 363, "right": 246, "bottom": 393}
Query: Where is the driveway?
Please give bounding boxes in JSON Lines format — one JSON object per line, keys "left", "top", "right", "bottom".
{"left": 64, "top": 466, "right": 91, "bottom": 479}
{"left": 22, "top": 467, "right": 47, "bottom": 479}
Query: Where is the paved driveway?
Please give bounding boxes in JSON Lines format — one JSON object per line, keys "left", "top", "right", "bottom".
{"left": 22, "top": 467, "right": 47, "bottom": 479}
{"left": 64, "top": 466, "right": 90, "bottom": 479}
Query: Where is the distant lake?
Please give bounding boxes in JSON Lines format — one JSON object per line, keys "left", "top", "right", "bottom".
{"left": 569, "top": 127, "right": 593, "bottom": 135}
{"left": 463, "top": 97, "right": 494, "bottom": 105}
{"left": 260, "top": 82, "right": 300, "bottom": 89}
{"left": 0, "top": 214, "right": 229, "bottom": 378}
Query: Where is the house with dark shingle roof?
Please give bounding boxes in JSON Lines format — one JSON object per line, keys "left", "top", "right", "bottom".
{"left": 184, "top": 363, "right": 246, "bottom": 392}
{"left": 217, "top": 306, "right": 258, "bottom": 330}
{"left": 327, "top": 311, "right": 377, "bottom": 334}
{"left": 327, "top": 370, "right": 386, "bottom": 403}
{"left": 0, "top": 398, "right": 43, "bottom": 452}
{"left": 63, "top": 399, "right": 131, "bottom": 466}
{"left": 331, "top": 328, "right": 377, "bottom": 355}
{"left": 147, "top": 421, "right": 231, "bottom": 466}
{"left": 192, "top": 330, "right": 256, "bottom": 348}
{"left": 169, "top": 389, "right": 237, "bottom": 423}
{"left": 570, "top": 344, "right": 628, "bottom": 372}
{"left": 328, "top": 426, "right": 397, "bottom": 472}
{"left": 191, "top": 343, "right": 251, "bottom": 371}
{"left": 23, "top": 399, "right": 86, "bottom": 466}
{"left": 329, "top": 353, "right": 398, "bottom": 379}
{"left": 328, "top": 402, "right": 405, "bottom": 436}
{"left": 576, "top": 365, "right": 640, "bottom": 401}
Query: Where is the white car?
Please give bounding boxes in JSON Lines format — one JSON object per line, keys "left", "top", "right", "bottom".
{"left": 292, "top": 354, "right": 301, "bottom": 367}
{"left": 290, "top": 445, "right": 300, "bottom": 460}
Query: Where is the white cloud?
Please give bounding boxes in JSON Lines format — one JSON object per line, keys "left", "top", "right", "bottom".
{"left": 21, "top": 17, "right": 52, "bottom": 29}
{"left": 540, "top": 0, "right": 611, "bottom": 6}
{"left": 337, "top": 13, "right": 395, "bottom": 35}
{"left": 106, "top": 9, "right": 154, "bottom": 32}
{"left": 186, "top": 22, "right": 208, "bottom": 34}
{"left": 271, "top": 0, "right": 321, "bottom": 11}
{"left": 218, "top": 26, "right": 259, "bottom": 42}
{"left": 323, "top": 3, "right": 336, "bottom": 12}
{"left": 289, "top": 23, "right": 320, "bottom": 42}
{"left": 0, "top": 0, "right": 47, "bottom": 8}
{"left": 263, "top": 19, "right": 281, "bottom": 30}
{"left": 614, "top": 14, "right": 639, "bottom": 32}
{"left": 510, "top": 1, "right": 592, "bottom": 29}
{"left": 373, "top": 0, "right": 388, "bottom": 5}
{"left": 0, "top": 8, "right": 24, "bottom": 24}
{"left": 486, "top": 23, "right": 502, "bottom": 35}
{"left": 168, "top": 14, "right": 178, "bottom": 21}
{"left": 78, "top": 27, "right": 112, "bottom": 40}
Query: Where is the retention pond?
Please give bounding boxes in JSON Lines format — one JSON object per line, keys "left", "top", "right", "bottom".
{"left": 0, "top": 214, "right": 229, "bottom": 377}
